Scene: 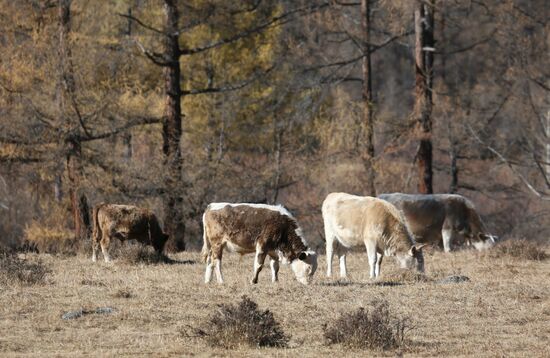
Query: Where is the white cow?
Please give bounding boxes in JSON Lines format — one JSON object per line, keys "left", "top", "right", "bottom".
{"left": 322, "top": 192, "right": 426, "bottom": 279}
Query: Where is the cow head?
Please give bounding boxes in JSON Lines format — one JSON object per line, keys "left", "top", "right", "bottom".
{"left": 396, "top": 244, "right": 426, "bottom": 272}
{"left": 469, "top": 233, "right": 498, "bottom": 251}
{"left": 153, "top": 233, "right": 169, "bottom": 253}
{"left": 290, "top": 250, "right": 318, "bottom": 285}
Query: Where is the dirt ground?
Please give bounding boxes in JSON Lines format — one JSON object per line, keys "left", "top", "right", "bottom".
{"left": 0, "top": 246, "right": 548, "bottom": 357}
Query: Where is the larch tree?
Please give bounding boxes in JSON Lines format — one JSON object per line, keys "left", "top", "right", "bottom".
{"left": 360, "top": 0, "right": 375, "bottom": 196}
{"left": 413, "top": 0, "right": 435, "bottom": 194}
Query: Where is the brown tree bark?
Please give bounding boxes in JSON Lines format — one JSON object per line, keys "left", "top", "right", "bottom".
{"left": 413, "top": 0, "right": 435, "bottom": 194}
{"left": 162, "top": 0, "right": 185, "bottom": 252}
{"left": 361, "top": 0, "right": 376, "bottom": 196}
{"left": 58, "top": 0, "right": 88, "bottom": 240}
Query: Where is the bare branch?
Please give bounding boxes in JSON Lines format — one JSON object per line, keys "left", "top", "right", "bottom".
{"left": 439, "top": 30, "right": 495, "bottom": 55}
{"left": 133, "top": 39, "right": 172, "bottom": 67}
{"left": 467, "top": 125, "right": 550, "bottom": 201}
{"left": 182, "top": 67, "right": 273, "bottom": 96}
{"left": 117, "top": 13, "right": 166, "bottom": 35}
{"left": 80, "top": 116, "right": 163, "bottom": 142}
{"left": 180, "top": 2, "right": 330, "bottom": 56}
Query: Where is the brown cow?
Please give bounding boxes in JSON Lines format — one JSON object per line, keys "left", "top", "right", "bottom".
{"left": 201, "top": 203, "right": 318, "bottom": 285}
{"left": 92, "top": 203, "right": 169, "bottom": 262}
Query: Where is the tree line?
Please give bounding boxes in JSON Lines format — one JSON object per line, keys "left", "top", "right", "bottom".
{"left": 0, "top": 0, "right": 548, "bottom": 250}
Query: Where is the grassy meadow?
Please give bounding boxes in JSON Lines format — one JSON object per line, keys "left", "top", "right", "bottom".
{"left": 0, "top": 244, "right": 549, "bottom": 357}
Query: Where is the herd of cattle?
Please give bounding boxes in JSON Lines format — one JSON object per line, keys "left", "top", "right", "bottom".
{"left": 91, "top": 192, "right": 499, "bottom": 285}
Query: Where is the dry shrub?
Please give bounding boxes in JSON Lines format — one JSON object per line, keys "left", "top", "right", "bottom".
{"left": 24, "top": 224, "right": 74, "bottom": 253}
{"left": 0, "top": 252, "right": 49, "bottom": 286}
{"left": 380, "top": 270, "right": 431, "bottom": 284}
{"left": 113, "top": 288, "right": 134, "bottom": 299}
{"left": 323, "top": 299, "right": 411, "bottom": 350}
{"left": 487, "top": 239, "right": 548, "bottom": 261}
{"left": 202, "top": 296, "right": 290, "bottom": 349}
{"left": 24, "top": 203, "right": 75, "bottom": 253}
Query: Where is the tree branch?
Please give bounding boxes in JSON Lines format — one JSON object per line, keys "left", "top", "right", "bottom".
{"left": 467, "top": 125, "right": 550, "bottom": 201}
{"left": 180, "top": 2, "right": 329, "bottom": 56}
{"left": 133, "top": 39, "right": 172, "bottom": 67}
{"left": 117, "top": 13, "right": 166, "bottom": 35}
{"left": 182, "top": 66, "right": 273, "bottom": 96}
{"left": 79, "top": 116, "right": 163, "bottom": 142}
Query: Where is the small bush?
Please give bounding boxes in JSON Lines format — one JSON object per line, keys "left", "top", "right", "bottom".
{"left": 487, "top": 239, "right": 547, "bottom": 261}
{"left": 381, "top": 270, "right": 431, "bottom": 284}
{"left": 24, "top": 222, "right": 74, "bottom": 254}
{"left": 323, "top": 299, "right": 411, "bottom": 350}
{"left": 202, "top": 296, "right": 290, "bottom": 349}
{"left": 0, "top": 252, "right": 49, "bottom": 286}
{"left": 113, "top": 289, "right": 134, "bottom": 299}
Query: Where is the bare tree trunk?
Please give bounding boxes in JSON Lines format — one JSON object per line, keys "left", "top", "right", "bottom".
{"left": 162, "top": 0, "right": 185, "bottom": 252}
{"left": 271, "top": 117, "right": 283, "bottom": 204}
{"left": 361, "top": 0, "right": 376, "bottom": 196}
{"left": 413, "top": 0, "right": 434, "bottom": 194}
{"left": 58, "top": 0, "right": 87, "bottom": 240}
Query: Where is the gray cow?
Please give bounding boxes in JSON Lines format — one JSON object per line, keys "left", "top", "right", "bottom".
{"left": 378, "top": 193, "right": 498, "bottom": 252}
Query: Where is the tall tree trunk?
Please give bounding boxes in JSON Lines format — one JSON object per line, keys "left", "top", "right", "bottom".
{"left": 361, "top": 0, "right": 376, "bottom": 196}
{"left": 271, "top": 117, "right": 283, "bottom": 204}
{"left": 58, "top": 0, "right": 87, "bottom": 240}
{"left": 162, "top": 0, "right": 185, "bottom": 252}
{"left": 413, "top": 0, "right": 434, "bottom": 194}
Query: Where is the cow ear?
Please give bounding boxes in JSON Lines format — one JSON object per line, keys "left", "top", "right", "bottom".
{"left": 416, "top": 244, "right": 427, "bottom": 251}
{"left": 477, "top": 233, "right": 488, "bottom": 241}
{"left": 298, "top": 252, "right": 307, "bottom": 261}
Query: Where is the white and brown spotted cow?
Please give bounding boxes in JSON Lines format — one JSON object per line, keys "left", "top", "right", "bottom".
{"left": 201, "top": 203, "right": 318, "bottom": 285}
{"left": 378, "top": 193, "right": 498, "bottom": 252}
{"left": 92, "top": 203, "right": 169, "bottom": 262}
{"left": 322, "top": 193, "right": 426, "bottom": 279}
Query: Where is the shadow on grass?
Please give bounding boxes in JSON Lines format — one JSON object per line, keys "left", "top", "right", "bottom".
{"left": 319, "top": 280, "right": 404, "bottom": 287}
{"left": 162, "top": 256, "right": 196, "bottom": 265}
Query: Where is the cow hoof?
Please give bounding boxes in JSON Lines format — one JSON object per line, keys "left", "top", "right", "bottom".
{"left": 250, "top": 279, "right": 258, "bottom": 284}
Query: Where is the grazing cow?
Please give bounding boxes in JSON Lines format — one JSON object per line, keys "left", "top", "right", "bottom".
{"left": 92, "top": 203, "right": 169, "bottom": 262}
{"left": 201, "top": 203, "right": 318, "bottom": 285}
{"left": 322, "top": 192, "right": 425, "bottom": 279}
{"left": 378, "top": 193, "right": 498, "bottom": 252}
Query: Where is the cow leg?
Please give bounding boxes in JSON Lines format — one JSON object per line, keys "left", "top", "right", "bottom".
{"left": 251, "top": 246, "right": 266, "bottom": 284}
{"left": 326, "top": 241, "right": 334, "bottom": 277}
{"left": 270, "top": 256, "right": 280, "bottom": 283}
{"left": 442, "top": 229, "right": 453, "bottom": 252}
{"left": 92, "top": 232, "right": 100, "bottom": 263}
{"left": 212, "top": 243, "right": 225, "bottom": 284}
{"left": 337, "top": 244, "right": 348, "bottom": 279}
{"left": 204, "top": 254, "right": 214, "bottom": 284}
{"left": 365, "top": 242, "right": 377, "bottom": 279}
{"left": 374, "top": 252, "right": 384, "bottom": 278}
{"left": 100, "top": 235, "right": 112, "bottom": 263}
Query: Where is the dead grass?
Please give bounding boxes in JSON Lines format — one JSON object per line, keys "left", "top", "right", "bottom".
{"left": 486, "top": 239, "right": 548, "bottom": 261}
{"left": 323, "top": 299, "right": 410, "bottom": 350}
{"left": 0, "top": 249, "right": 548, "bottom": 356}
{"left": 200, "top": 296, "right": 290, "bottom": 349}
{"left": 377, "top": 269, "right": 432, "bottom": 284}
{"left": 0, "top": 252, "right": 49, "bottom": 286}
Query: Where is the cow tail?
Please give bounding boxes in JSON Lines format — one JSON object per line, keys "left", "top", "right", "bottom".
{"left": 92, "top": 203, "right": 104, "bottom": 243}
{"left": 201, "top": 211, "right": 210, "bottom": 263}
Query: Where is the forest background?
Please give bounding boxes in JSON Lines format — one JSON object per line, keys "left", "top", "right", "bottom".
{"left": 0, "top": 0, "right": 548, "bottom": 252}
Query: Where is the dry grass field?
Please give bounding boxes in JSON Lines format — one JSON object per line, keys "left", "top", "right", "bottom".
{"left": 1, "top": 244, "right": 549, "bottom": 357}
